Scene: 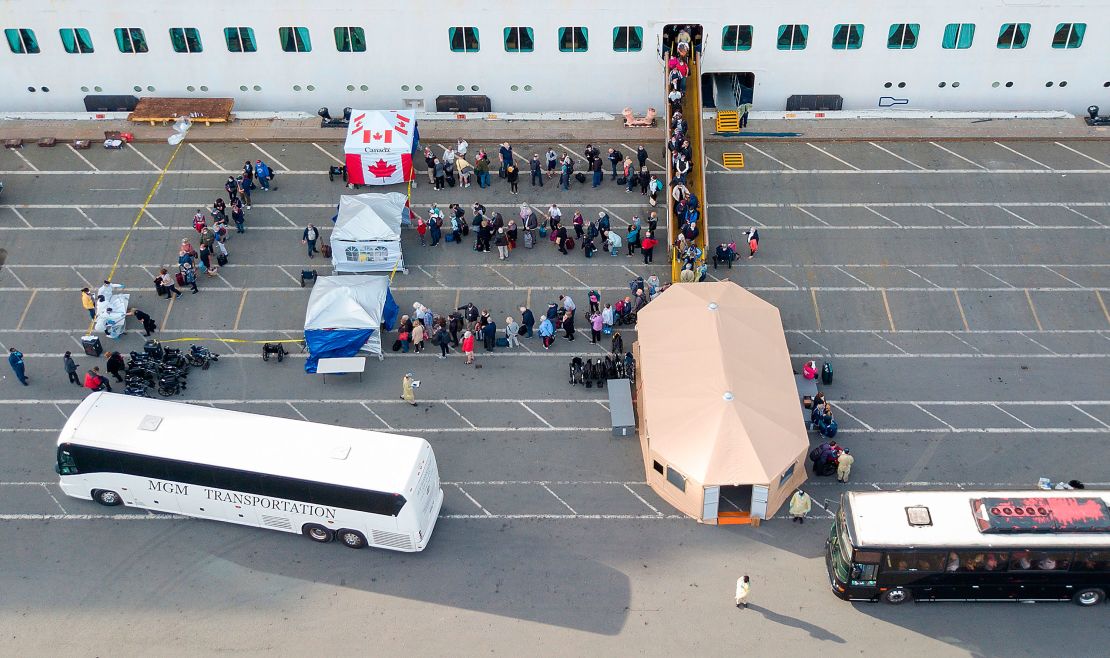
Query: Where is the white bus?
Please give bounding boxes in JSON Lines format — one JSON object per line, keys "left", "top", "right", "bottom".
{"left": 55, "top": 392, "right": 443, "bottom": 552}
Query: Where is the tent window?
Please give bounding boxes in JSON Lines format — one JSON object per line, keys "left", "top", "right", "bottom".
{"left": 224, "top": 27, "right": 257, "bottom": 53}
{"left": 613, "top": 26, "right": 643, "bottom": 52}
{"left": 779, "top": 464, "right": 796, "bottom": 487}
{"left": 59, "top": 28, "right": 94, "bottom": 54}
{"left": 5, "top": 28, "right": 40, "bottom": 54}
{"left": 279, "top": 26, "right": 312, "bottom": 53}
{"left": 887, "top": 23, "right": 919, "bottom": 49}
{"left": 997, "top": 23, "right": 1029, "bottom": 49}
{"left": 334, "top": 27, "right": 366, "bottom": 52}
{"left": 665, "top": 467, "right": 686, "bottom": 492}
{"left": 1052, "top": 23, "right": 1085, "bottom": 49}
{"left": 653, "top": 460, "right": 665, "bottom": 475}
{"left": 114, "top": 28, "right": 148, "bottom": 54}
{"left": 776, "top": 24, "right": 808, "bottom": 51}
{"left": 942, "top": 23, "right": 975, "bottom": 49}
{"left": 558, "top": 26, "right": 588, "bottom": 52}
{"left": 169, "top": 28, "right": 203, "bottom": 53}
{"left": 449, "top": 27, "right": 479, "bottom": 53}
{"left": 504, "top": 27, "right": 534, "bottom": 52}
{"left": 832, "top": 24, "right": 864, "bottom": 50}
{"left": 721, "top": 25, "right": 753, "bottom": 51}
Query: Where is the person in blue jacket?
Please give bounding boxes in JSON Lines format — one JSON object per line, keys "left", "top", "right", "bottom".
{"left": 8, "top": 347, "right": 28, "bottom": 386}
{"left": 254, "top": 160, "right": 272, "bottom": 191}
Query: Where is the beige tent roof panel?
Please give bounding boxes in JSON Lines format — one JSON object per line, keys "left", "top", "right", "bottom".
{"left": 636, "top": 282, "right": 809, "bottom": 484}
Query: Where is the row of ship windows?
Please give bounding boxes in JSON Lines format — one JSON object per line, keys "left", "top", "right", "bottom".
{"left": 24, "top": 80, "right": 1110, "bottom": 94}
{"left": 2, "top": 26, "right": 638, "bottom": 55}
{"left": 723, "top": 22, "right": 1086, "bottom": 51}
{"left": 3, "top": 22, "right": 1091, "bottom": 57}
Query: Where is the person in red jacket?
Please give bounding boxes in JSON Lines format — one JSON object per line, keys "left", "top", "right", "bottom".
{"left": 640, "top": 232, "right": 658, "bottom": 264}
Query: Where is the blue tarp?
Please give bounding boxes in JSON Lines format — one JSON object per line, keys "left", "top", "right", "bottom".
{"left": 304, "top": 328, "right": 376, "bottom": 373}
{"left": 382, "top": 289, "right": 400, "bottom": 331}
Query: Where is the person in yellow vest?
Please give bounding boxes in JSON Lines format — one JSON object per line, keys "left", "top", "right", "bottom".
{"left": 734, "top": 575, "right": 751, "bottom": 609}
{"left": 401, "top": 372, "right": 416, "bottom": 406}
{"left": 837, "top": 449, "right": 854, "bottom": 483}
{"left": 789, "top": 489, "right": 812, "bottom": 524}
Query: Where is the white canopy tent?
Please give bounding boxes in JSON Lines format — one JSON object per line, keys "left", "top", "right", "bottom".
{"left": 303, "top": 276, "right": 400, "bottom": 372}
{"left": 330, "top": 193, "right": 410, "bottom": 274}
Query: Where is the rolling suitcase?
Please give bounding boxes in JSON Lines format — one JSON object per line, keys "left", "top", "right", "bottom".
{"left": 81, "top": 335, "right": 103, "bottom": 357}
{"left": 575, "top": 172, "right": 587, "bottom": 184}
{"left": 217, "top": 253, "right": 228, "bottom": 267}
{"left": 523, "top": 231, "right": 535, "bottom": 249}
{"left": 321, "top": 244, "right": 332, "bottom": 258}
{"left": 821, "top": 361, "right": 834, "bottom": 385}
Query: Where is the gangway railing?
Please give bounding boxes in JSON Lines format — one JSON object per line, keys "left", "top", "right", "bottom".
{"left": 665, "top": 43, "right": 708, "bottom": 282}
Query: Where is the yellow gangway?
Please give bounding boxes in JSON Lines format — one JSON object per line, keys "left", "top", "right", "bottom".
{"left": 665, "top": 43, "right": 709, "bottom": 282}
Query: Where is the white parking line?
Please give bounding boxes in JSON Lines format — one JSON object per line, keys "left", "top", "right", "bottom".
{"left": 67, "top": 144, "right": 100, "bottom": 172}
{"left": 452, "top": 483, "right": 492, "bottom": 516}
{"left": 743, "top": 142, "right": 795, "bottom": 170}
{"left": 542, "top": 484, "right": 578, "bottom": 514}
{"left": 995, "top": 205, "right": 1036, "bottom": 226}
{"left": 520, "top": 402, "right": 555, "bottom": 428}
{"left": 127, "top": 144, "right": 162, "bottom": 171}
{"left": 11, "top": 149, "right": 39, "bottom": 171}
{"left": 930, "top": 142, "right": 986, "bottom": 169}
{"left": 868, "top": 142, "right": 926, "bottom": 170}
{"left": 793, "top": 206, "right": 831, "bottom": 226}
{"left": 994, "top": 142, "right": 1052, "bottom": 170}
{"left": 312, "top": 142, "right": 344, "bottom": 165}
{"left": 251, "top": 143, "right": 289, "bottom": 171}
{"left": 360, "top": 402, "right": 396, "bottom": 430}
{"left": 188, "top": 144, "right": 224, "bottom": 170}
{"left": 443, "top": 402, "right": 478, "bottom": 428}
{"left": 1054, "top": 142, "right": 1110, "bottom": 168}
{"left": 808, "top": 143, "right": 861, "bottom": 171}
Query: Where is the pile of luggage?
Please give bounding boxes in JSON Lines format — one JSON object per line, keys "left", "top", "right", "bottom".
{"left": 123, "top": 340, "right": 219, "bottom": 398}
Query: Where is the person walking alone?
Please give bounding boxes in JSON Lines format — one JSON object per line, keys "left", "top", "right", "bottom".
{"left": 401, "top": 373, "right": 417, "bottom": 406}
{"left": 530, "top": 154, "right": 543, "bottom": 187}
{"left": 7, "top": 348, "right": 28, "bottom": 386}
{"left": 106, "top": 351, "right": 126, "bottom": 383}
{"left": 506, "top": 163, "right": 519, "bottom": 194}
{"left": 746, "top": 228, "right": 760, "bottom": 259}
{"left": 63, "top": 351, "right": 80, "bottom": 385}
{"left": 837, "top": 449, "right": 854, "bottom": 483}
{"left": 80, "top": 287, "right": 96, "bottom": 319}
{"left": 641, "top": 231, "right": 657, "bottom": 264}
{"left": 789, "top": 489, "right": 812, "bottom": 524}
{"left": 462, "top": 331, "right": 476, "bottom": 365}
{"left": 303, "top": 223, "right": 320, "bottom": 258}
{"left": 735, "top": 575, "right": 751, "bottom": 609}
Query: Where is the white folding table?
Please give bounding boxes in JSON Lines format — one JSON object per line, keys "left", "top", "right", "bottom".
{"left": 316, "top": 356, "right": 367, "bottom": 383}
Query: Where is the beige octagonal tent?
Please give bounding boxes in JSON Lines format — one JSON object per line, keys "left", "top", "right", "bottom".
{"left": 633, "top": 282, "right": 808, "bottom": 524}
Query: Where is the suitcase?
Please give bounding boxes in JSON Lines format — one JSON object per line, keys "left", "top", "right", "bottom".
{"left": 523, "top": 231, "right": 534, "bottom": 249}
{"left": 81, "top": 335, "right": 103, "bottom": 357}
{"left": 538, "top": 225, "right": 548, "bottom": 238}
{"left": 575, "top": 172, "right": 587, "bottom": 184}
{"left": 392, "top": 339, "right": 402, "bottom": 352}
{"left": 175, "top": 272, "right": 186, "bottom": 286}
{"left": 617, "top": 176, "right": 627, "bottom": 185}
{"left": 217, "top": 253, "right": 228, "bottom": 267}
{"left": 496, "top": 336, "right": 509, "bottom": 347}
{"left": 321, "top": 244, "right": 332, "bottom": 258}
{"left": 445, "top": 232, "right": 455, "bottom": 242}
{"left": 821, "top": 361, "right": 834, "bottom": 385}
{"left": 565, "top": 237, "right": 575, "bottom": 250}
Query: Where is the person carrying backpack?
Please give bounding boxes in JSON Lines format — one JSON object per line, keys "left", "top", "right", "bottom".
{"left": 608, "top": 148, "right": 623, "bottom": 180}
{"left": 588, "top": 290, "right": 601, "bottom": 313}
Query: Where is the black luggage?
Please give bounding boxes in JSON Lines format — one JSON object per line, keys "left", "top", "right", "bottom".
{"left": 617, "top": 176, "right": 627, "bottom": 185}
{"left": 81, "top": 335, "right": 103, "bottom": 357}
{"left": 217, "top": 253, "right": 228, "bottom": 267}
{"left": 821, "top": 361, "right": 834, "bottom": 385}
{"left": 575, "top": 172, "right": 587, "bottom": 184}
{"left": 392, "top": 339, "right": 402, "bottom": 352}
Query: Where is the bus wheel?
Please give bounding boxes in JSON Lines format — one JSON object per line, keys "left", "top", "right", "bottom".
{"left": 1073, "top": 588, "right": 1105, "bottom": 607}
{"left": 883, "top": 588, "right": 911, "bottom": 605}
{"left": 337, "top": 529, "right": 367, "bottom": 549}
{"left": 92, "top": 489, "right": 123, "bottom": 506}
{"left": 302, "top": 524, "right": 333, "bottom": 543}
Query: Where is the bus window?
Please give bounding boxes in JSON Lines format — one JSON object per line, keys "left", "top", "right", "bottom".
{"left": 947, "top": 552, "right": 1008, "bottom": 572}
{"left": 1011, "top": 551, "right": 1072, "bottom": 571}
{"left": 1072, "top": 551, "right": 1110, "bottom": 572}
{"left": 883, "top": 552, "right": 946, "bottom": 572}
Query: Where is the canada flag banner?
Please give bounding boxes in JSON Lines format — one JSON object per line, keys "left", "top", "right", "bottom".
{"left": 346, "top": 152, "right": 414, "bottom": 186}
{"left": 342, "top": 110, "right": 417, "bottom": 186}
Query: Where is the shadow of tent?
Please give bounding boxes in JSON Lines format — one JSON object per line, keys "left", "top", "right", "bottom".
{"left": 746, "top": 604, "right": 847, "bottom": 643}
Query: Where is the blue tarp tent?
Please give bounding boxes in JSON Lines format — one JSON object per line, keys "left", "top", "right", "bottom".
{"left": 303, "top": 275, "right": 399, "bottom": 373}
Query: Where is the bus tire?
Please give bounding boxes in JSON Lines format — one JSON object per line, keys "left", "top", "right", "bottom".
{"left": 337, "top": 529, "right": 367, "bottom": 549}
{"left": 883, "top": 588, "right": 911, "bottom": 605}
{"left": 302, "top": 524, "right": 333, "bottom": 543}
{"left": 92, "top": 489, "right": 123, "bottom": 506}
{"left": 1073, "top": 588, "right": 1105, "bottom": 607}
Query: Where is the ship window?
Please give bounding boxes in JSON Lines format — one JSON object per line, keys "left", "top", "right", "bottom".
{"left": 665, "top": 466, "right": 686, "bottom": 492}
{"left": 114, "top": 28, "right": 148, "bottom": 54}
{"left": 334, "top": 27, "right": 366, "bottom": 52}
{"left": 832, "top": 24, "right": 864, "bottom": 50}
{"left": 449, "top": 27, "right": 480, "bottom": 53}
{"left": 997, "top": 23, "right": 1029, "bottom": 49}
{"left": 504, "top": 27, "right": 534, "bottom": 52}
{"left": 887, "top": 23, "right": 919, "bottom": 49}
{"left": 559, "top": 26, "right": 588, "bottom": 52}
{"left": 942, "top": 23, "right": 975, "bottom": 49}
{"left": 59, "top": 28, "right": 94, "bottom": 54}
{"left": 5, "top": 28, "right": 40, "bottom": 54}
{"left": 1052, "top": 23, "right": 1085, "bottom": 49}
{"left": 278, "top": 27, "right": 312, "bottom": 53}
{"left": 776, "top": 25, "right": 808, "bottom": 51}
{"left": 224, "top": 27, "right": 257, "bottom": 53}
{"left": 169, "top": 28, "right": 203, "bottom": 53}
{"left": 613, "top": 26, "right": 643, "bottom": 52}
{"left": 721, "top": 25, "right": 753, "bottom": 51}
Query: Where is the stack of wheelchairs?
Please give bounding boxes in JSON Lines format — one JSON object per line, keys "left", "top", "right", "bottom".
{"left": 569, "top": 352, "right": 637, "bottom": 389}
{"left": 124, "top": 341, "right": 220, "bottom": 397}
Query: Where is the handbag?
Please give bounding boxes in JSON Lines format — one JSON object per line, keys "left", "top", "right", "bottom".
{"left": 398, "top": 332, "right": 410, "bottom": 341}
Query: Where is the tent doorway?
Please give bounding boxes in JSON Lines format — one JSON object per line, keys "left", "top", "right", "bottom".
{"left": 703, "top": 72, "right": 755, "bottom": 109}
{"left": 720, "top": 485, "right": 752, "bottom": 512}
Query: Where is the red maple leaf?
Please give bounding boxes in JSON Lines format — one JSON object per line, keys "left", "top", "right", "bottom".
{"left": 367, "top": 159, "right": 397, "bottom": 178}
{"left": 372, "top": 132, "right": 383, "bottom": 140}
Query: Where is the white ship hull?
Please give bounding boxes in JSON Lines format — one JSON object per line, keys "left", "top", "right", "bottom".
{"left": 1, "top": 1, "right": 1107, "bottom": 114}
